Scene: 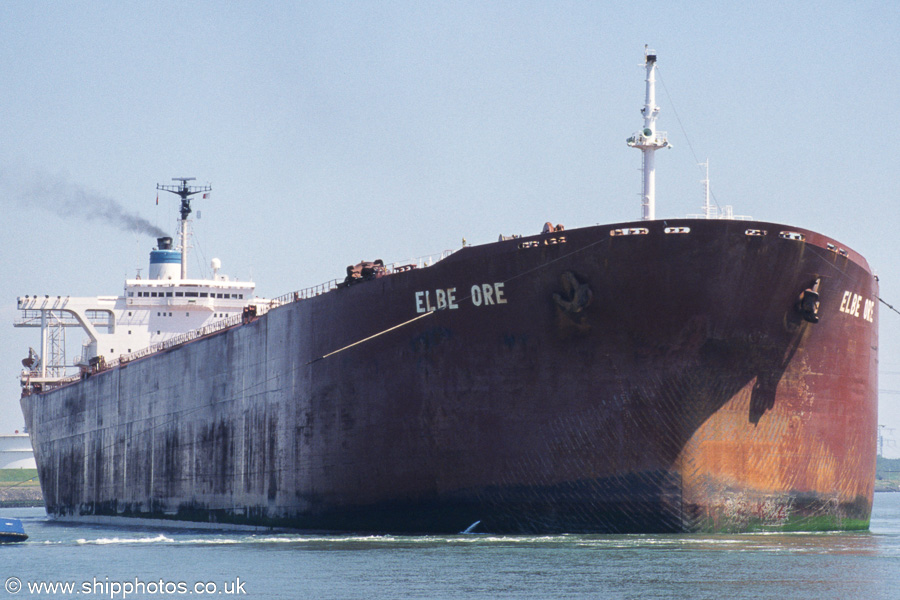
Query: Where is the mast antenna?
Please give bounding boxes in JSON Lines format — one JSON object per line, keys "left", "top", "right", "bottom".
{"left": 701, "top": 159, "right": 713, "bottom": 219}
{"left": 156, "top": 177, "right": 211, "bottom": 279}
{"left": 626, "top": 46, "right": 671, "bottom": 221}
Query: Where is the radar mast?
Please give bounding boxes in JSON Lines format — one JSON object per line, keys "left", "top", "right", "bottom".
{"left": 156, "top": 177, "right": 211, "bottom": 279}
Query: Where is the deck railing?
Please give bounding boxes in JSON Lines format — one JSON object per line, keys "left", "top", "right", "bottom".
{"left": 23, "top": 248, "right": 456, "bottom": 393}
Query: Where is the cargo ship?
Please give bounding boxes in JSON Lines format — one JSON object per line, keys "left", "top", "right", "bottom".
{"left": 17, "top": 50, "right": 878, "bottom": 533}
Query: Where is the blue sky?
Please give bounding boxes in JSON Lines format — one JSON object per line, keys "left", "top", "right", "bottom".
{"left": 1, "top": 1, "right": 899, "bottom": 455}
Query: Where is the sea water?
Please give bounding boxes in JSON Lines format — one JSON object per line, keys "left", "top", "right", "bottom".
{"left": 3, "top": 494, "right": 900, "bottom": 600}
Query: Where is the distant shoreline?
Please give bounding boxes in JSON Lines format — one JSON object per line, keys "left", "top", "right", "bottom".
{"left": 0, "top": 488, "right": 43, "bottom": 508}
{"left": 876, "top": 456, "right": 900, "bottom": 493}
{"left": 0, "top": 467, "right": 42, "bottom": 507}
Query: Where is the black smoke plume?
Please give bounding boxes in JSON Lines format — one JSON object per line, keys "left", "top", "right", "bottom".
{"left": 5, "top": 169, "right": 167, "bottom": 238}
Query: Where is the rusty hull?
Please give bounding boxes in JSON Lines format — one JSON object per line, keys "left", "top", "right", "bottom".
{"left": 22, "top": 219, "right": 878, "bottom": 533}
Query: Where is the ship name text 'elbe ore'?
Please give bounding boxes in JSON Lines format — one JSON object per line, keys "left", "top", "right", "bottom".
{"left": 415, "top": 282, "right": 508, "bottom": 313}
{"left": 839, "top": 290, "right": 875, "bottom": 323}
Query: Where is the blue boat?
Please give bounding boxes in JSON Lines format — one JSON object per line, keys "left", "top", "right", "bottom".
{"left": 0, "top": 518, "right": 27, "bottom": 543}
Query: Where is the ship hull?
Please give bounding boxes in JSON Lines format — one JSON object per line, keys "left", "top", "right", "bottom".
{"left": 21, "top": 219, "right": 878, "bottom": 533}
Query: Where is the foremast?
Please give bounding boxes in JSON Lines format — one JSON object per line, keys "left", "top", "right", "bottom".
{"left": 627, "top": 46, "right": 670, "bottom": 221}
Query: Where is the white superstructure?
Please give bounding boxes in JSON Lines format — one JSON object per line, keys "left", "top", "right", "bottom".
{"left": 15, "top": 179, "right": 269, "bottom": 390}
{"left": 626, "top": 46, "right": 671, "bottom": 221}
